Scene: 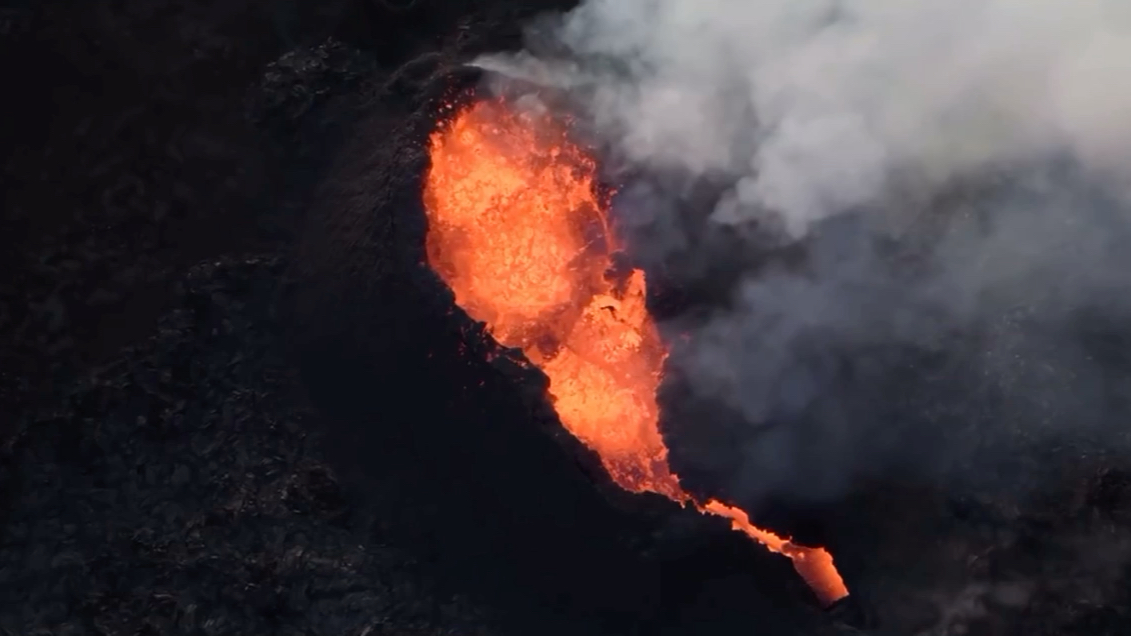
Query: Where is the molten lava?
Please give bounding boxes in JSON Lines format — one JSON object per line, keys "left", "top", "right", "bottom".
{"left": 423, "top": 97, "right": 849, "bottom": 606}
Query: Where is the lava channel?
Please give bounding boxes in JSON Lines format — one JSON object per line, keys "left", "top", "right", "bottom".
{"left": 422, "top": 96, "right": 849, "bottom": 607}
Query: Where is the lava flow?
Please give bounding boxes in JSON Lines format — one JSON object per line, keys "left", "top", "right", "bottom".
{"left": 422, "top": 97, "right": 849, "bottom": 607}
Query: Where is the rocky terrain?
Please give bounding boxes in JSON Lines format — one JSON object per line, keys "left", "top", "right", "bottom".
{"left": 0, "top": 255, "right": 496, "bottom": 636}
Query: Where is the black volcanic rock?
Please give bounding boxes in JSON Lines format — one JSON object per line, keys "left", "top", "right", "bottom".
{"left": 0, "top": 256, "right": 496, "bottom": 636}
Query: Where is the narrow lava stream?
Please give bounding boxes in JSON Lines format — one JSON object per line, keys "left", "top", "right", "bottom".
{"left": 422, "top": 97, "right": 849, "bottom": 607}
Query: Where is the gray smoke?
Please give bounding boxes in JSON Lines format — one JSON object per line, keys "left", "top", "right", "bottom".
{"left": 474, "top": 1, "right": 1131, "bottom": 503}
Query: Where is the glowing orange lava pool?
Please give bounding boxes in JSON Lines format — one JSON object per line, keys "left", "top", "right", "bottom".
{"left": 422, "top": 97, "right": 848, "bottom": 607}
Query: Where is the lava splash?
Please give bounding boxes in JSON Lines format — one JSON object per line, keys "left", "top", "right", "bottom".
{"left": 422, "top": 97, "right": 849, "bottom": 606}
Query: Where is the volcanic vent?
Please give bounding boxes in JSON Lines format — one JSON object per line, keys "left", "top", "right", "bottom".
{"left": 422, "top": 95, "right": 848, "bottom": 607}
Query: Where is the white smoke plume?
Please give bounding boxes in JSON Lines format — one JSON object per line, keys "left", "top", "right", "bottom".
{"left": 474, "top": 1, "right": 1131, "bottom": 503}
{"left": 481, "top": 0, "right": 1131, "bottom": 235}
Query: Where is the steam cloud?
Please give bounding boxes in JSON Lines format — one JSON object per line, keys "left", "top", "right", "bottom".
{"left": 475, "top": 1, "right": 1131, "bottom": 503}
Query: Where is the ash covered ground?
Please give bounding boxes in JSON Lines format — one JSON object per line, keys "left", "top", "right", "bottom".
{"left": 3, "top": 1, "right": 1131, "bottom": 635}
